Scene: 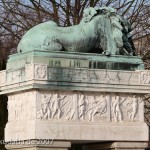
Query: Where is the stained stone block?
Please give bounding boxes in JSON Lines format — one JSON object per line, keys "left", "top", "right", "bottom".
{"left": 1, "top": 62, "right": 150, "bottom": 94}
{"left": 6, "top": 51, "right": 144, "bottom": 71}
{"left": 82, "top": 142, "right": 148, "bottom": 150}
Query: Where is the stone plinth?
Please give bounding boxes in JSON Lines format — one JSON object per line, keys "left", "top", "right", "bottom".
{"left": 83, "top": 142, "right": 148, "bottom": 150}
{"left": 1, "top": 63, "right": 150, "bottom": 94}
{"left": 6, "top": 141, "right": 71, "bottom": 150}
{"left": 0, "top": 52, "right": 149, "bottom": 150}
{"left": 6, "top": 51, "right": 144, "bottom": 71}
{"left": 4, "top": 90, "right": 148, "bottom": 142}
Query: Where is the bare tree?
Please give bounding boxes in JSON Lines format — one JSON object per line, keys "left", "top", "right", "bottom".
{"left": 0, "top": 0, "right": 149, "bottom": 53}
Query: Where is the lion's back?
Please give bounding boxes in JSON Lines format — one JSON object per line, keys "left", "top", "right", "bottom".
{"left": 17, "top": 21, "right": 58, "bottom": 53}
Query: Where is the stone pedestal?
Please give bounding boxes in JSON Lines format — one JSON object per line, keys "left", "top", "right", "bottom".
{"left": 83, "top": 142, "right": 148, "bottom": 150}
{"left": 4, "top": 90, "right": 148, "bottom": 142}
{"left": 0, "top": 51, "right": 149, "bottom": 150}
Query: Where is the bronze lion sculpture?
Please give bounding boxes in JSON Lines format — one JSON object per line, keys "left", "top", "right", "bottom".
{"left": 17, "top": 7, "right": 135, "bottom": 56}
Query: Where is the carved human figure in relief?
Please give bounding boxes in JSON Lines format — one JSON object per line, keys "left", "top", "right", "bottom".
{"left": 42, "top": 94, "right": 52, "bottom": 119}
{"left": 91, "top": 94, "right": 107, "bottom": 121}
{"left": 131, "top": 95, "right": 138, "bottom": 120}
{"left": 51, "top": 93, "right": 65, "bottom": 119}
{"left": 78, "top": 94, "right": 86, "bottom": 120}
{"left": 126, "top": 95, "right": 141, "bottom": 121}
{"left": 87, "top": 95, "right": 95, "bottom": 121}
{"left": 66, "top": 94, "right": 76, "bottom": 120}
{"left": 112, "top": 95, "right": 125, "bottom": 122}
{"left": 37, "top": 94, "right": 52, "bottom": 119}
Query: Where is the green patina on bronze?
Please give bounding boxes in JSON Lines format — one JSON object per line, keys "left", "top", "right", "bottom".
{"left": 8, "top": 7, "right": 142, "bottom": 71}
{"left": 17, "top": 7, "right": 135, "bottom": 56}
{"left": 7, "top": 51, "right": 144, "bottom": 71}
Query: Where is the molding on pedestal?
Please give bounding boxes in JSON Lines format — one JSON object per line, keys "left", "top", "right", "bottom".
{"left": 1, "top": 63, "right": 150, "bottom": 95}
{"left": 6, "top": 141, "right": 71, "bottom": 150}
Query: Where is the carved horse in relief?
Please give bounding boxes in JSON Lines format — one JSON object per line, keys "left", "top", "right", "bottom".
{"left": 17, "top": 7, "right": 122, "bottom": 55}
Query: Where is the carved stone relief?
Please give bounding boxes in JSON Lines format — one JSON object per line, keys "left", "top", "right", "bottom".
{"left": 78, "top": 93, "right": 86, "bottom": 120}
{"left": 111, "top": 94, "right": 142, "bottom": 122}
{"left": 34, "top": 64, "right": 47, "bottom": 80}
{"left": 37, "top": 92, "right": 66, "bottom": 120}
{"left": 111, "top": 95, "right": 125, "bottom": 122}
{"left": 141, "top": 71, "right": 150, "bottom": 84}
{"left": 65, "top": 94, "right": 77, "bottom": 120}
{"left": 7, "top": 91, "right": 143, "bottom": 123}
{"left": 87, "top": 94, "right": 107, "bottom": 121}
{"left": 125, "top": 95, "right": 142, "bottom": 121}
{"left": 0, "top": 71, "right": 6, "bottom": 86}
{"left": 25, "top": 64, "right": 48, "bottom": 81}
{"left": 37, "top": 92, "right": 143, "bottom": 123}
{"left": 37, "top": 92, "right": 109, "bottom": 122}
{"left": 8, "top": 91, "right": 36, "bottom": 122}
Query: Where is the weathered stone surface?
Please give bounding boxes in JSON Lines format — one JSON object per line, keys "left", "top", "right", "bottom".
{"left": 4, "top": 90, "right": 148, "bottom": 142}
{"left": 1, "top": 59, "right": 149, "bottom": 144}
{"left": 5, "top": 121, "right": 148, "bottom": 142}
{"left": 0, "top": 60, "right": 148, "bottom": 149}
{"left": 83, "top": 142, "right": 148, "bottom": 150}
{"left": 1, "top": 62, "right": 150, "bottom": 94}
{"left": 6, "top": 51, "right": 144, "bottom": 71}
{"left": 6, "top": 91, "right": 144, "bottom": 123}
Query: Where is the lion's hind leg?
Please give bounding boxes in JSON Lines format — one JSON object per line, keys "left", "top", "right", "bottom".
{"left": 42, "top": 37, "right": 63, "bottom": 51}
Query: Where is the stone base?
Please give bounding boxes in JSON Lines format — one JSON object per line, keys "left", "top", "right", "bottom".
{"left": 5, "top": 141, "right": 71, "bottom": 150}
{"left": 4, "top": 90, "right": 149, "bottom": 142}
{"left": 83, "top": 142, "right": 148, "bottom": 150}
{"left": 5, "top": 121, "right": 149, "bottom": 142}
{"left": 1, "top": 52, "right": 149, "bottom": 150}
{"left": 7, "top": 50, "right": 144, "bottom": 71}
